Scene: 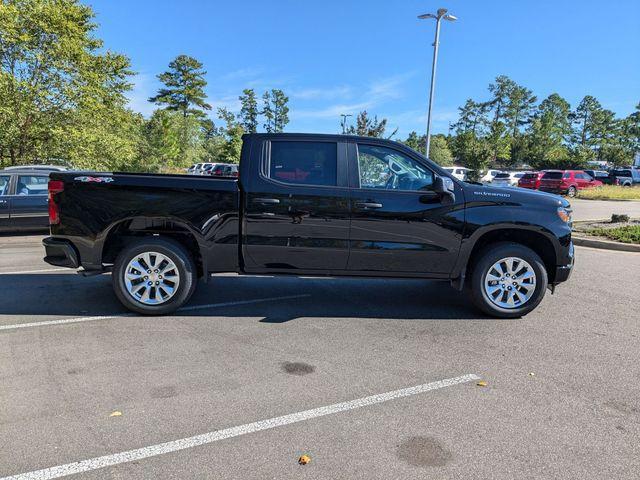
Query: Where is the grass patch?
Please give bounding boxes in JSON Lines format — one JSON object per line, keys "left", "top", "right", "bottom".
{"left": 587, "top": 225, "right": 640, "bottom": 244}
{"left": 578, "top": 185, "right": 640, "bottom": 201}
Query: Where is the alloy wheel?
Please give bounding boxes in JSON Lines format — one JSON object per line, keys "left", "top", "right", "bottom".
{"left": 123, "top": 251, "right": 180, "bottom": 305}
{"left": 484, "top": 256, "right": 537, "bottom": 309}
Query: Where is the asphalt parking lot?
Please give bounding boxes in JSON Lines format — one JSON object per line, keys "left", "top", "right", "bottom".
{"left": 1, "top": 235, "right": 639, "bottom": 479}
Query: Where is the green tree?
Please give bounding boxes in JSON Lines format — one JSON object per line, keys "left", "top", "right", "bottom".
{"left": 143, "top": 109, "right": 205, "bottom": 170}
{"left": 428, "top": 134, "right": 453, "bottom": 166}
{"left": 148, "top": 55, "right": 211, "bottom": 118}
{"left": 524, "top": 93, "right": 572, "bottom": 169}
{"left": 454, "top": 99, "right": 489, "bottom": 135}
{"left": 403, "top": 131, "right": 426, "bottom": 154}
{"left": 347, "top": 111, "right": 396, "bottom": 138}
{"left": 453, "top": 131, "right": 492, "bottom": 178}
{"left": 261, "top": 90, "right": 275, "bottom": 133}
{"left": 272, "top": 89, "right": 289, "bottom": 133}
{"left": 0, "top": 0, "right": 134, "bottom": 166}
{"left": 239, "top": 88, "right": 258, "bottom": 133}
{"left": 216, "top": 107, "right": 244, "bottom": 163}
{"left": 261, "top": 89, "right": 289, "bottom": 133}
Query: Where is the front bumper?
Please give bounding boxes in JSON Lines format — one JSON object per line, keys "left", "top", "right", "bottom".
{"left": 43, "top": 237, "right": 79, "bottom": 268}
{"left": 553, "top": 241, "right": 574, "bottom": 284}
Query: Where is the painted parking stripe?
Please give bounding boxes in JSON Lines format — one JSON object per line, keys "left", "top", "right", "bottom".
{"left": 0, "top": 268, "right": 68, "bottom": 275}
{"left": 0, "top": 294, "right": 310, "bottom": 331}
{"left": 0, "top": 374, "right": 479, "bottom": 480}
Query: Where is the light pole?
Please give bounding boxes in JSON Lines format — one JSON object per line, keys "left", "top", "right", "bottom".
{"left": 418, "top": 8, "right": 457, "bottom": 157}
{"left": 340, "top": 114, "right": 352, "bottom": 134}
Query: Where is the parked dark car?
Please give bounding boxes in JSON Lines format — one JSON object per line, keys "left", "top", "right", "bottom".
{"left": 539, "top": 170, "right": 603, "bottom": 197}
{"left": 584, "top": 169, "right": 612, "bottom": 185}
{"left": 0, "top": 168, "right": 53, "bottom": 232}
{"left": 43, "top": 133, "right": 574, "bottom": 318}
{"left": 608, "top": 168, "right": 640, "bottom": 187}
{"left": 518, "top": 171, "right": 545, "bottom": 190}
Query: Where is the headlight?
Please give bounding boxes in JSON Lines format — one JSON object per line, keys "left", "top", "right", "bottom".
{"left": 557, "top": 207, "right": 572, "bottom": 223}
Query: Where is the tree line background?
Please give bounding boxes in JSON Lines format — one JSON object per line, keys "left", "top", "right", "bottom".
{"left": 1, "top": 0, "right": 638, "bottom": 174}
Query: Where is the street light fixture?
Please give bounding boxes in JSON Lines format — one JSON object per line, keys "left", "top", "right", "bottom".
{"left": 340, "top": 113, "right": 353, "bottom": 134}
{"left": 418, "top": 8, "right": 457, "bottom": 156}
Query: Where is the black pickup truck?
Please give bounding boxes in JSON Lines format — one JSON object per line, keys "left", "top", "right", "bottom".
{"left": 43, "top": 133, "right": 574, "bottom": 318}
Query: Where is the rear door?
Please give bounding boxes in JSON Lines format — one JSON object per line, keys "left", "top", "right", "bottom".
{"left": 0, "top": 174, "right": 11, "bottom": 229}
{"left": 11, "top": 174, "right": 50, "bottom": 228}
{"left": 347, "top": 142, "right": 464, "bottom": 275}
{"left": 242, "top": 138, "right": 351, "bottom": 272}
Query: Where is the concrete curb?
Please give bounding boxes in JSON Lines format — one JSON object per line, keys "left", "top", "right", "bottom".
{"left": 572, "top": 235, "right": 640, "bottom": 253}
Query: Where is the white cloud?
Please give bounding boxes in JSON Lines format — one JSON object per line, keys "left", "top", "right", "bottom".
{"left": 292, "top": 101, "right": 373, "bottom": 120}
{"left": 290, "top": 85, "right": 353, "bottom": 100}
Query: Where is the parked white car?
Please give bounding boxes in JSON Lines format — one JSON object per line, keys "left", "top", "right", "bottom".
{"left": 443, "top": 166, "right": 471, "bottom": 181}
{"left": 480, "top": 169, "right": 502, "bottom": 183}
{"left": 491, "top": 171, "right": 525, "bottom": 187}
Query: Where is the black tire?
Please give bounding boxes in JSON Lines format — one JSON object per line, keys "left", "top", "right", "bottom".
{"left": 112, "top": 237, "right": 197, "bottom": 315}
{"left": 468, "top": 242, "right": 548, "bottom": 319}
{"left": 567, "top": 186, "right": 577, "bottom": 197}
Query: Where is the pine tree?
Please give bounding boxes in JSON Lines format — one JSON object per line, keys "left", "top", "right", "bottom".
{"left": 239, "top": 89, "right": 258, "bottom": 133}
{"left": 149, "top": 55, "right": 211, "bottom": 118}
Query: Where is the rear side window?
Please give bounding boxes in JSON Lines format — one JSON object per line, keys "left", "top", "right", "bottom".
{"left": 17, "top": 175, "right": 48, "bottom": 195}
{"left": 269, "top": 141, "right": 337, "bottom": 186}
{"left": 612, "top": 170, "right": 631, "bottom": 177}
{"left": 542, "top": 172, "right": 562, "bottom": 179}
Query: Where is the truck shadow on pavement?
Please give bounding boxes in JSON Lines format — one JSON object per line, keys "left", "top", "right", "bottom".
{"left": 0, "top": 272, "right": 489, "bottom": 321}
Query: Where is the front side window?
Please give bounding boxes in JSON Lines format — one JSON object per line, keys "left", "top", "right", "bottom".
{"left": 0, "top": 175, "right": 9, "bottom": 196}
{"left": 17, "top": 175, "right": 48, "bottom": 196}
{"left": 269, "top": 141, "right": 337, "bottom": 186}
{"left": 357, "top": 144, "right": 434, "bottom": 191}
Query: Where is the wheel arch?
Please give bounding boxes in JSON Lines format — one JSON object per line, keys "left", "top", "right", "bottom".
{"left": 99, "top": 217, "right": 206, "bottom": 278}
{"left": 453, "top": 225, "right": 560, "bottom": 288}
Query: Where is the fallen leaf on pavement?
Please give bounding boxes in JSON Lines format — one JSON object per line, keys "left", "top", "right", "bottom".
{"left": 476, "top": 381, "right": 487, "bottom": 387}
{"left": 298, "top": 454, "right": 311, "bottom": 465}
{"left": 109, "top": 411, "right": 122, "bottom": 417}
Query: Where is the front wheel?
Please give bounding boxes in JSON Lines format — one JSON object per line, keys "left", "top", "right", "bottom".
{"left": 112, "top": 237, "right": 197, "bottom": 315}
{"left": 469, "top": 242, "right": 548, "bottom": 318}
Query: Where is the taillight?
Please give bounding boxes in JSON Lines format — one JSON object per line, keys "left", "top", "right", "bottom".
{"left": 48, "top": 180, "right": 64, "bottom": 225}
{"left": 615, "top": 178, "right": 620, "bottom": 185}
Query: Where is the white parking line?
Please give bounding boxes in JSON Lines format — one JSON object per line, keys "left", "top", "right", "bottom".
{"left": 0, "top": 294, "right": 310, "bottom": 331}
{"left": 0, "top": 268, "right": 69, "bottom": 275}
{"left": 0, "top": 374, "right": 479, "bottom": 480}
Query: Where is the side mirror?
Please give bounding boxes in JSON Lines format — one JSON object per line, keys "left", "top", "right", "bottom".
{"left": 434, "top": 175, "right": 455, "bottom": 203}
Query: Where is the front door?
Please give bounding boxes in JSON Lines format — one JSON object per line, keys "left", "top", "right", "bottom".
{"left": 242, "top": 138, "right": 351, "bottom": 272}
{"left": 11, "top": 174, "right": 50, "bottom": 229}
{"left": 347, "top": 142, "right": 464, "bottom": 275}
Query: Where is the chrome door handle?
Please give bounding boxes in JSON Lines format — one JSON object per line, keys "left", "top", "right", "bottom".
{"left": 253, "top": 198, "right": 280, "bottom": 205}
{"left": 356, "top": 202, "right": 383, "bottom": 209}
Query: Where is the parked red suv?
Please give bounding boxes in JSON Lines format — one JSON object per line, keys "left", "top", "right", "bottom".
{"left": 539, "top": 170, "right": 603, "bottom": 197}
{"left": 517, "top": 171, "right": 545, "bottom": 190}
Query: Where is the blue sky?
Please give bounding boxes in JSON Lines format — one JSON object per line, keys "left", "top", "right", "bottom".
{"left": 89, "top": 0, "right": 640, "bottom": 137}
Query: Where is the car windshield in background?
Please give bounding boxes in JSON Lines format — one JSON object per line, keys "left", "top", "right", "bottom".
{"left": 522, "top": 173, "right": 537, "bottom": 179}
{"left": 542, "top": 172, "right": 563, "bottom": 179}
{"left": 494, "top": 173, "right": 510, "bottom": 179}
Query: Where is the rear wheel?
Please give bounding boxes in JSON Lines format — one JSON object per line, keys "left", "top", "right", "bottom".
{"left": 113, "top": 237, "right": 197, "bottom": 315}
{"left": 567, "top": 186, "right": 577, "bottom": 197}
{"left": 469, "top": 242, "right": 548, "bottom": 318}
